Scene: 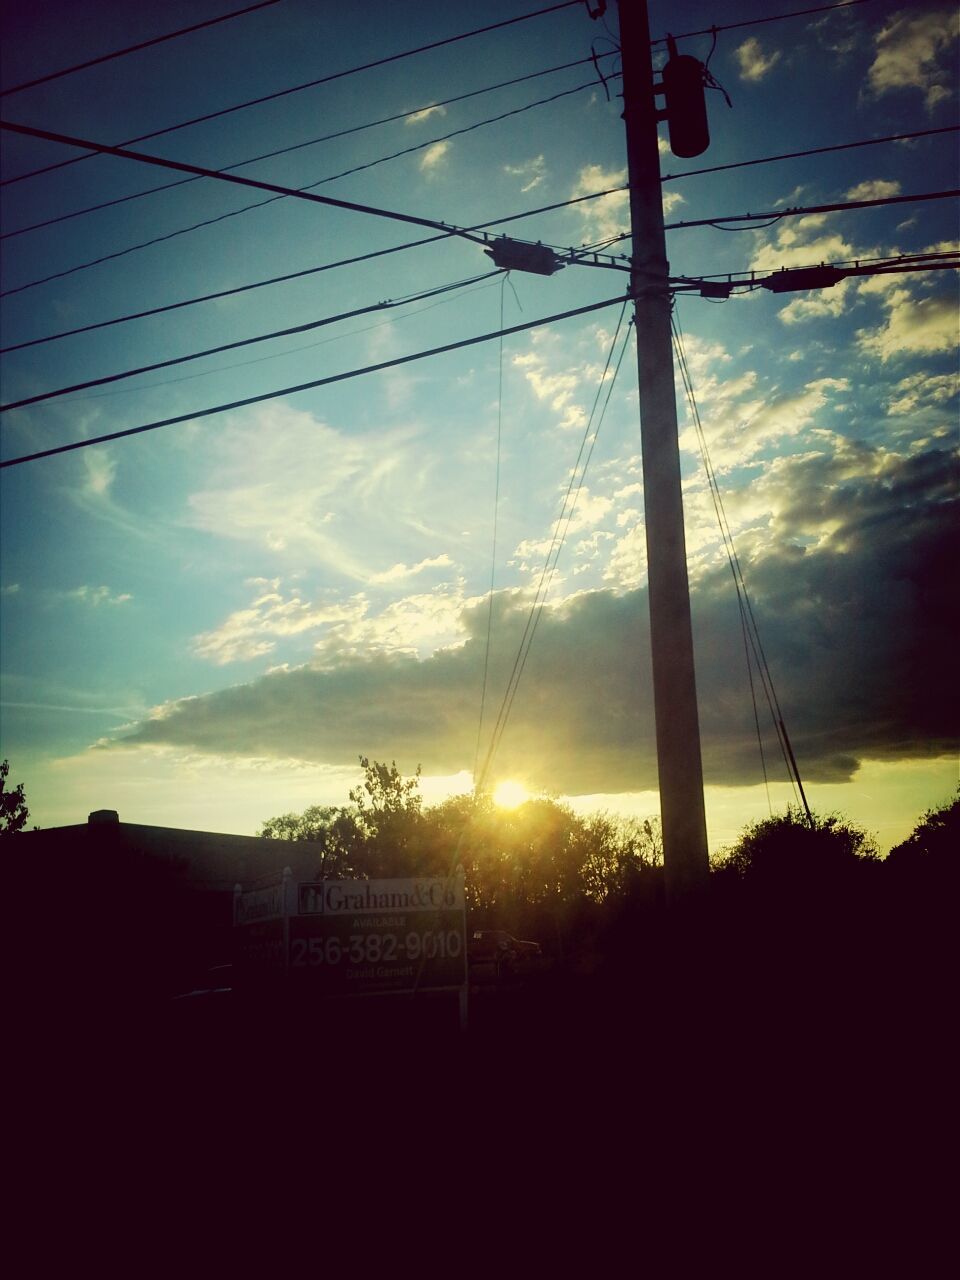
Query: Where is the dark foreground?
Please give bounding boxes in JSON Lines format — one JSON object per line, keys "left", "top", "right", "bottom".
{"left": 10, "top": 894, "right": 952, "bottom": 1268}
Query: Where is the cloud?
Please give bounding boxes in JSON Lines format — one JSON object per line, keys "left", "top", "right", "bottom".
{"left": 192, "top": 577, "right": 471, "bottom": 667}
{"left": 406, "top": 104, "right": 446, "bottom": 125}
{"left": 846, "top": 179, "right": 902, "bottom": 201}
{"left": 110, "top": 447, "right": 959, "bottom": 793}
{"left": 83, "top": 451, "right": 116, "bottom": 497}
{"left": 735, "top": 37, "right": 782, "bottom": 82}
{"left": 885, "top": 371, "right": 959, "bottom": 415}
{"left": 751, "top": 217, "right": 857, "bottom": 274}
{"left": 503, "top": 155, "right": 546, "bottom": 193}
{"left": 65, "top": 585, "right": 132, "bottom": 607}
{"left": 857, "top": 283, "right": 959, "bottom": 360}
{"left": 1, "top": 583, "right": 20, "bottom": 596}
{"left": 868, "top": 9, "right": 959, "bottom": 109}
{"left": 512, "top": 350, "right": 588, "bottom": 431}
{"left": 370, "top": 554, "right": 454, "bottom": 584}
{"left": 182, "top": 403, "right": 472, "bottom": 582}
{"left": 679, "top": 377, "right": 849, "bottom": 468}
{"left": 419, "top": 140, "right": 450, "bottom": 171}
{"left": 570, "top": 164, "right": 629, "bottom": 241}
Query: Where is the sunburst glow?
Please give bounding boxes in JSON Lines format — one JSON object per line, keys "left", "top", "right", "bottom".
{"left": 493, "top": 780, "right": 530, "bottom": 809}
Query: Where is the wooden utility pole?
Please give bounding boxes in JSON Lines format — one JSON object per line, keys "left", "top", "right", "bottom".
{"left": 618, "top": 0, "right": 710, "bottom": 898}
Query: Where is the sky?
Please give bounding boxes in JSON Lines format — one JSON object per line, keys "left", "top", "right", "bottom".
{"left": 1, "top": 0, "right": 957, "bottom": 853}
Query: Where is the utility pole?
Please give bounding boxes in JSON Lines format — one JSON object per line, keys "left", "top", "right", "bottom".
{"left": 617, "top": 0, "right": 710, "bottom": 899}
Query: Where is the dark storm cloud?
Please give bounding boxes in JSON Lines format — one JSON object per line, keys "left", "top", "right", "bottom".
{"left": 115, "top": 447, "right": 958, "bottom": 793}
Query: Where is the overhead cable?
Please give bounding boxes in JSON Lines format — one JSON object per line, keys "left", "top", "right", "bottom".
{"left": 0, "top": 119, "right": 487, "bottom": 247}
{"left": 0, "top": 1, "right": 282, "bottom": 97}
{"left": 53, "top": 272, "right": 506, "bottom": 405}
{"left": 475, "top": 304, "right": 633, "bottom": 793}
{"left": 0, "top": 269, "right": 504, "bottom": 412}
{"left": 474, "top": 275, "right": 510, "bottom": 784}
{"left": 0, "top": 290, "right": 632, "bottom": 469}
{"left": 5, "top": 121, "right": 949, "bottom": 301}
{"left": 1, "top": 1, "right": 581, "bottom": 187}
{"left": 0, "top": 181, "right": 630, "bottom": 325}
{"left": 0, "top": 78, "right": 610, "bottom": 248}
{"left": 662, "top": 125, "right": 959, "bottom": 185}
{"left": 670, "top": 252, "right": 960, "bottom": 297}
{"left": 672, "top": 309, "right": 805, "bottom": 816}
{"left": 664, "top": 187, "right": 960, "bottom": 232}
{"left": 653, "top": 0, "right": 875, "bottom": 44}
{"left": 2, "top": 55, "right": 617, "bottom": 241}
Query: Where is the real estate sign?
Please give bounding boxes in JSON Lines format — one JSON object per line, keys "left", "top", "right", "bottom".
{"left": 234, "top": 870, "right": 466, "bottom": 999}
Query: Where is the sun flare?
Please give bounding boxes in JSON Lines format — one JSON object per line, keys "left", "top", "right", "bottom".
{"left": 492, "top": 780, "right": 530, "bottom": 809}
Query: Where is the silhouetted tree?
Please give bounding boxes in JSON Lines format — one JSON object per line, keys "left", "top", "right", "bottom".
{"left": 0, "top": 759, "right": 30, "bottom": 836}
{"left": 259, "top": 804, "right": 365, "bottom": 878}
{"left": 886, "top": 788, "right": 959, "bottom": 883}
{"left": 349, "top": 756, "right": 427, "bottom": 878}
{"left": 714, "top": 805, "right": 879, "bottom": 893}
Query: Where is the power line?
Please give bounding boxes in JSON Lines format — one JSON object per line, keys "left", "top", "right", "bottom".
{"left": 662, "top": 126, "right": 960, "bottom": 185}
{"left": 654, "top": 0, "right": 876, "bottom": 45}
{"left": 671, "top": 310, "right": 800, "bottom": 813}
{"left": 664, "top": 188, "right": 960, "bottom": 232}
{"left": 0, "top": 269, "right": 504, "bottom": 413}
{"left": 0, "top": 289, "right": 632, "bottom": 469}
{"left": 2, "top": 55, "right": 616, "bottom": 241}
{"left": 0, "top": 119, "right": 487, "bottom": 249}
{"left": 0, "top": 1, "right": 282, "bottom": 97}
{"left": 0, "top": 183, "right": 630, "bottom": 335}
{"left": 6, "top": 121, "right": 949, "bottom": 302}
{"left": 1, "top": 1, "right": 581, "bottom": 188}
{"left": 0, "top": 77, "right": 607, "bottom": 251}
{"left": 476, "top": 305, "right": 633, "bottom": 793}
{"left": 474, "top": 276, "right": 509, "bottom": 784}
{"left": 670, "top": 252, "right": 960, "bottom": 296}
{"left": 54, "top": 273, "right": 506, "bottom": 407}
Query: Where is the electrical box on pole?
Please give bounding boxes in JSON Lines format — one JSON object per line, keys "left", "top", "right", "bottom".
{"left": 485, "top": 238, "right": 564, "bottom": 276}
{"left": 658, "top": 37, "right": 710, "bottom": 159}
{"left": 762, "top": 265, "right": 844, "bottom": 292}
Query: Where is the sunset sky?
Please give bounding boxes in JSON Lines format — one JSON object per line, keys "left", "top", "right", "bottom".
{"left": 1, "top": 0, "right": 956, "bottom": 851}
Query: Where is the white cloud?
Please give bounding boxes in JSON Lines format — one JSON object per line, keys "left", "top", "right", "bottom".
{"left": 503, "top": 155, "right": 546, "bottom": 193}
{"left": 1, "top": 583, "right": 21, "bottom": 596}
{"left": 570, "top": 164, "right": 629, "bottom": 241}
{"left": 512, "top": 349, "right": 589, "bottom": 431}
{"left": 868, "top": 9, "right": 959, "bottom": 109}
{"left": 777, "top": 276, "right": 857, "bottom": 324}
{"left": 885, "top": 371, "right": 960, "bottom": 415}
{"left": 370, "top": 554, "right": 454, "bottom": 584}
{"left": 846, "top": 179, "right": 902, "bottom": 201}
{"left": 192, "top": 590, "right": 366, "bottom": 665}
{"left": 735, "top": 37, "right": 782, "bottom": 82}
{"left": 419, "top": 140, "right": 450, "bottom": 171}
{"left": 406, "top": 104, "right": 446, "bottom": 125}
{"left": 857, "top": 284, "right": 960, "bottom": 361}
{"left": 184, "top": 404, "right": 452, "bottom": 582}
{"left": 111, "top": 442, "right": 958, "bottom": 797}
{"left": 682, "top": 378, "right": 851, "bottom": 468}
{"left": 83, "top": 451, "right": 116, "bottom": 497}
{"left": 192, "top": 577, "right": 472, "bottom": 667}
{"left": 65, "top": 585, "right": 132, "bottom": 607}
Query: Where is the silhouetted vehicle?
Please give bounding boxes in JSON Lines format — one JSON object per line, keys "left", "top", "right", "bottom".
{"left": 172, "top": 964, "right": 234, "bottom": 1002}
{"left": 469, "top": 930, "right": 541, "bottom": 979}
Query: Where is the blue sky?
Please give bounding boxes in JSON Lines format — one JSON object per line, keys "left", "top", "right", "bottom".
{"left": 1, "top": 0, "right": 957, "bottom": 850}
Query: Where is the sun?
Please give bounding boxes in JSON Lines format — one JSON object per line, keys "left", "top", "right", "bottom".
{"left": 492, "top": 780, "right": 530, "bottom": 809}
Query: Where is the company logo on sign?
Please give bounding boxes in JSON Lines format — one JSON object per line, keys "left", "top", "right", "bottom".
{"left": 236, "top": 884, "right": 283, "bottom": 924}
{"left": 298, "top": 876, "right": 463, "bottom": 916}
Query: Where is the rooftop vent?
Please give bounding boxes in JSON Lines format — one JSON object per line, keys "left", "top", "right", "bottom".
{"left": 88, "top": 809, "right": 120, "bottom": 825}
